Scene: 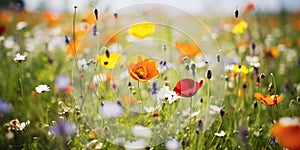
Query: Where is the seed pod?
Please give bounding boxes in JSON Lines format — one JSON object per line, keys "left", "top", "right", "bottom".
{"left": 94, "top": 8, "right": 98, "bottom": 20}
{"left": 114, "top": 13, "right": 118, "bottom": 19}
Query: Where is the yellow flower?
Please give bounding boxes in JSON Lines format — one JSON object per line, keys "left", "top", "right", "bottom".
{"left": 97, "top": 50, "right": 123, "bottom": 69}
{"left": 232, "top": 21, "right": 248, "bottom": 34}
{"left": 128, "top": 22, "right": 155, "bottom": 38}
{"left": 232, "top": 64, "right": 253, "bottom": 75}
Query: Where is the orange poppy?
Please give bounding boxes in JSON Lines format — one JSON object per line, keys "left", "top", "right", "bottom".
{"left": 294, "top": 19, "right": 300, "bottom": 31}
{"left": 272, "top": 117, "right": 300, "bottom": 150}
{"left": 127, "top": 55, "right": 159, "bottom": 82}
{"left": 83, "top": 12, "right": 97, "bottom": 25}
{"left": 254, "top": 92, "right": 284, "bottom": 105}
{"left": 266, "top": 46, "right": 279, "bottom": 58}
{"left": 66, "top": 39, "right": 85, "bottom": 56}
{"left": 43, "top": 11, "right": 60, "bottom": 26}
{"left": 122, "top": 95, "right": 137, "bottom": 104}
{"left": 175, "top": 42, "right": 201, "bottom": 58}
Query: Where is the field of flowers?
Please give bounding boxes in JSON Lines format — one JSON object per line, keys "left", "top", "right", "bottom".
{"left": 0, "top": 1, "right": 300, "bottom": 150}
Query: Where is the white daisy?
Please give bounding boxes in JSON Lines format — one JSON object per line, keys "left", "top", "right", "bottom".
{"left": 77, "top": 59, "right": 88, "bottom": 71}
{"left": 124, "top": 139, "right": 147, "bottom": 150}
{"left": 132, "top": 125, "right": 152, "bottom": 138}
{"left": 16, "top": 21, "right": 27, "bottom": 30}
{"left": 157, "top": 86, "right": 180, "bottom": 104}
{"left": 35, "top": 84, "right": 50, "bottom": 93}
{"left": 165, "top": 139, "right": 180, "bottom": 150}
{"left": 13, "top": 53, "right": 26, "bottom": 62}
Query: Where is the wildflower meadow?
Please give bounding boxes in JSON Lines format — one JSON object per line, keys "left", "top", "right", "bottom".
{"left": 0, "top": 0, "right": 300, "bottom": 149}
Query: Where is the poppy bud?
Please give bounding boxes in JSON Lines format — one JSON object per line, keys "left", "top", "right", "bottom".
{"left": 114, "top": 13, "right": 118, "bottom": 19}
{"left": 105, "top": 49, "right": 110, "bottom": 58}
{"left": 268, "top": 83, "right": 274, "bottom": 92}
{"left": 128, "top": 82, "right": 132, "bottom": 87}
{"left": 162, "top": 43, "right": 167, "bottom": 51}
{"left": 235, "top": 8, "right": 239, "bottom": 18}
{"left": 217, "top": 54, "right": 221, "bottom": 62}
{"left": 65, "top": 35, "right": 70, "bottom": 44}
{"left": 94, "top": 8, "right": 98, "bottom": 20}
{"left": 256, "top": 76, "right": 260, "bottom": 83}
{"left": 254, "top": 102, "right": 257, "bottom": 109}
{"left": 219, "top": 109, "right": 225, "bottom": 117}
{"left": 185, "top": 64, "right": 190, "bottom": 71}
{"left": 206, "top": 69, "right": 212, "bottom": 80}
{"left": 252, "top": 42, "right": 256, "bottom": 51}
{"left": 260, "top": 73, "right": 265, "bottom": 79}
{"left": 74, "top": 6, "right": 77, "bottom": 9}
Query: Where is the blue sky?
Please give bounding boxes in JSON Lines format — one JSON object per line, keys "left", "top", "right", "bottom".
{"left": 23, "top": 0, "right": 300, "bottom": 16}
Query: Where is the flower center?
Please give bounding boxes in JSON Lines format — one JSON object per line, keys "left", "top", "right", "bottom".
{"left": 134, "top": 66, "right": 148, "bottom": 79}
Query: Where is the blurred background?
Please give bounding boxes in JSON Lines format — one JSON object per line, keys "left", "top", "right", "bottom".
{"left": 1, "top": 0, "right": 300, "bottom": 16}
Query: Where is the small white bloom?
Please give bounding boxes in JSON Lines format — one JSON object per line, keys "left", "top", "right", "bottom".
{"left": 215, "top": 130, "right": 226, "bottom": 137}
{"left": 35, "top": 84, "right": 50, "bottom": 93}
{"left": 113, "top": 137, "right": 126, "bottom": 146}
{"left": 95, "top": 142, "right": 103, "bottom": 149}
{"left": 4, "top": 37, "right": 15, "bottom": 49}
{"left": 16, "top": 21, "right": 28, "bottom": 30}
{"left": 13, "top": 53, "right": 26, "bottom": 62}
{"left": 132, "top": 125, "right": 152, "bottom": 138}
{"left": 246, "top": 56, "right": 260, "bottom": 68}
{"left": 78, "top": 59, "right": 88, "bottom": 71}
{"left": 165, "top": 139, "right": 180, "bottom": 150}
{"left": 209, "top": 105, "right": 222, "bottom": 114}
{"left": 124, "top": 139, "right": 147, "bottom": 150}
{"left": 225, "top": 64, "right": 235, "bottom": 72}
{"left": 157, "top": 86, "right": 180, "bottom": 104}
{"left": 100, "top": 101, "right": 124, "bottom": 118}
{"left": 144, "top": 104, "right": 161, "bottom": 113}
{"left": 190, "top": 111, "right": 201, "bottom": 118}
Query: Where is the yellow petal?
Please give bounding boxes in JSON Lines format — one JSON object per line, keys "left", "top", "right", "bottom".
{"left": 97, "top": 53, "right": 123, "bottom": 69}
{"left": 128, "top": 22, "right": 155, "bottom": 38}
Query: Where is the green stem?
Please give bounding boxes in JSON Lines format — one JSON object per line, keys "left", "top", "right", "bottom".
{"left": 137, "top": 81, "right": 143, "bottom": 112}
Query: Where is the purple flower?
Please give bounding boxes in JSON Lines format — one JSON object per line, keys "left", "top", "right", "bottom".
{"left": 158, "top": 60, "right": 172, "bottom": 72}
{"left": 55, "top": 75, "right": 72, "bottom": 93}
{"left": 298, "top": 57, "right": 300, "bottom": 67}
{"left": 50, "top": 119, "right": 75, "bottom": 136}
{"left": 0, "top": 98, "right": 10, "bottom": 114}
{"left": 92, "top": 23, "right": 98, "bottom": 36}
{"left": 269, "top": 136, "right": 278, "bottom": 145}
{"left": 151, "top": 81, "right": 158, "bottom": 95}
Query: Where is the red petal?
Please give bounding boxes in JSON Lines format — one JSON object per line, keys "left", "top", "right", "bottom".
{"left": 173, "top": 78, "right": 203, "bottom": 97}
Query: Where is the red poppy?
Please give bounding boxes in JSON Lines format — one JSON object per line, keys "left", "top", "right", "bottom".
{"left": 0, "top": 26, "right": 6, "bottom": 36}
{"left": 173, "top": 78, "right": 203, "bottom": 97}
{"left": 244, "top": 2, "right": 255, "bottom": 13}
